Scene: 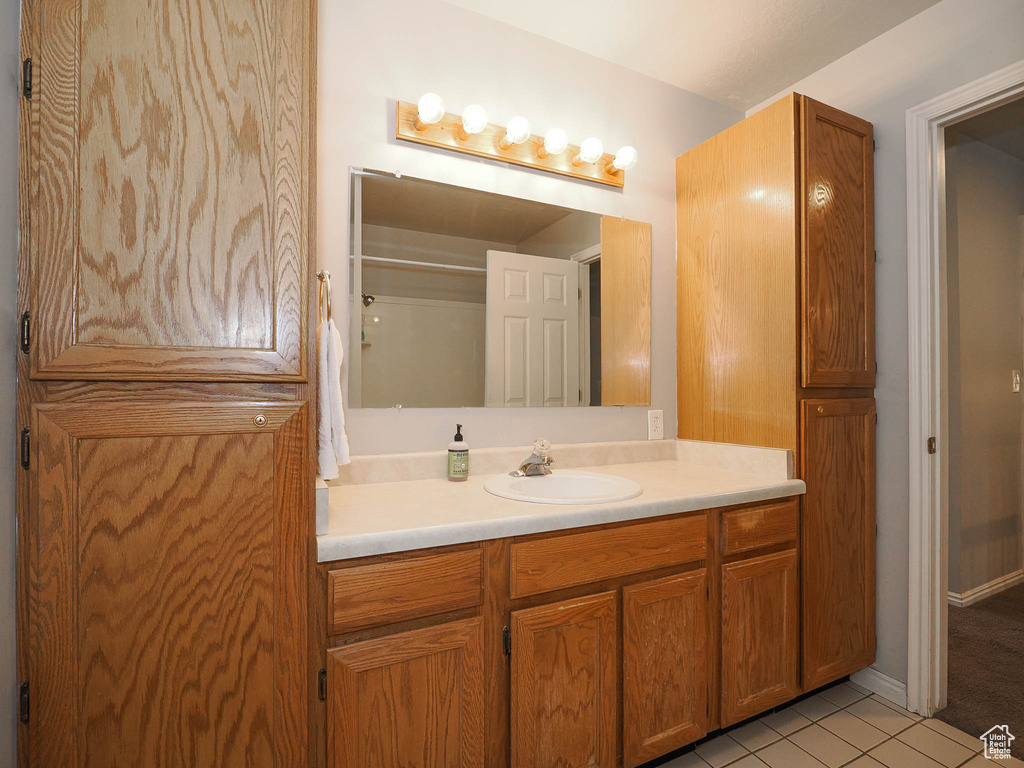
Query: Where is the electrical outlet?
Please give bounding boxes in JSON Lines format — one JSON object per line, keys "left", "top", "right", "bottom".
{"left": 1014, "top": 370, "right": 1021, "bottom": 394}
{"left": 648, "top": 410, "right": 664, "bottom": 440}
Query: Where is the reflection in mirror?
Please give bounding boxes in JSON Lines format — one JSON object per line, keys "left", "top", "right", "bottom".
{"left": 348, "top": 169, "right": 650, "bottom": 409}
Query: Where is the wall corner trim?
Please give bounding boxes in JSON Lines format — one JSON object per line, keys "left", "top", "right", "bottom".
{"left": 851, "top": 667, "right": 909, "bottom": 710}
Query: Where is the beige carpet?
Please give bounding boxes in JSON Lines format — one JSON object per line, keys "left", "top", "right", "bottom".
{"left": 936, "top": 580, "right": 1024, "bottom": 758}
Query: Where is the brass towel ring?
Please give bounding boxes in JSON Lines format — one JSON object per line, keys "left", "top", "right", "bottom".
{"left": 316, "top": 270, "right": 331, "bottom": 324}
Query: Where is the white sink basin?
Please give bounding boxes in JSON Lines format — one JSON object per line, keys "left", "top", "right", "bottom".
{"left": 484, "top": 470, "right": 643, "bottom": 505}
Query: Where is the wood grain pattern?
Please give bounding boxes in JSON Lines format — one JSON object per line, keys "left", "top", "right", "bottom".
{"left": 800, "top": 97, "right": 875, "bottom": 387}
{"left": 395, "top": 101, "right": 625, "bottom": 189}
{"left": 327, "top": 549, "right": 483, "bottom": 633}
{"left": 327, "top": 617, "right": 485, "bottom": 768}
{"left": 721, "top": 500, "right": 799, "bottom": 556}
{"left": 600, "top": 216, "right": 652, "bottom": 406}
{"left": 676, "top": 94, "right": 800, "bottom": 450}
{"left": 511, "top": 592, "right": 618, "bottom": 768}
{"left": 623, "top": 571, "right": 708, "bottom": 767}
{"left": 801, "top": 398, "right": 876, "bottom": 689}
{"left": 720, "top": 549, "right": 800, "bottom": 726}
{"left": 30, "top": 0, "right": 310, "bottom": 381}
{"left": 511, "top": 514, "right": 706, "bottom": 598}
{"left": 27, "top": 401, "right": 308, "bottom": 767}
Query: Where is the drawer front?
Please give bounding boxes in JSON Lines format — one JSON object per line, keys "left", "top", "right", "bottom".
{"left": 328, "top": 549, "right": 483, "bottom": 634}
{"left": 511, "top": 515, "right": 706, "bottom": 598}
{"left": 721, "top": 500, "right": 799, "bottom": 556}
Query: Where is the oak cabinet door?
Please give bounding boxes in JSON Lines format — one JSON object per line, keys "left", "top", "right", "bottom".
{"left": 27, "top": 0, "right": 311, "bottom": 381}
{"left": 721, "top": 550, "right": 800, "bottom": 725}
{"left": 623, "top": 571, "right": 707, "bottom": 767}
{"left": 801, "top": 398, "right": 876, "bottom": 689}
{"left": 327, "top": 618, "right": 485, "bottom": 768}
{"left": 801, "top": 96, "right": 875, "bottom": 388}
{"left": 511, "top": 592, "right": 618, "bottom": 768}
{"left": 27, "top": 401, "right": 308, "bottom": 767}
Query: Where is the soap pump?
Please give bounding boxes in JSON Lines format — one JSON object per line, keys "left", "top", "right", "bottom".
{"left": 448, "top": 424, "right": 469, "bottom": 482}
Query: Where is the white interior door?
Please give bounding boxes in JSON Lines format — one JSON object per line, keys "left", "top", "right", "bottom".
{"left": 485, "top": 250, "right": 580, "bottom": 407}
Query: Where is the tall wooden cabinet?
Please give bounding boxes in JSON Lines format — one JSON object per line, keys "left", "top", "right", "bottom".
{"left": 676, "top": 94, "right": 876, "bottom": 697}
{"left": 17, "top": 0, "right": 316, "bottom": 765}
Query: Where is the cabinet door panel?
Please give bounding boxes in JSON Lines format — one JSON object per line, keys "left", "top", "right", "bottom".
{"left": 623, "top": 571, "right": 707, "bottom": 767}
{"left": 28, "top": 0, "right": 310, "bottom": 380}
{"left": 801, "top": 398, "right": 876, "bottom": 689}
{"left": 27, "top": 401, "right": 308, "bottom": 767}
{"left": 801, "top": 96, "right": 875, "bottom": 387}
{"left": 327, "top": 617, "right": 485, "bottom": 768}
{"left": 721, "top": 550, "right": 800, "bottom": 725}
{"left": 511, "top": 592, "right": 618, "bottom": 768}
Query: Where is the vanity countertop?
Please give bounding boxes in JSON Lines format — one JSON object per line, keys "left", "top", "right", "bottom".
{"left": 318, "top": 444, "right": 805, "bottom": 562}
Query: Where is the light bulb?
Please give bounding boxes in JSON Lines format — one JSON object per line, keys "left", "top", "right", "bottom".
{"left": 500, "top": 116, "right": 531, "bottom": 149}
{"left": 573, "top": 137, "right": 603, "bottom": 166}
{"left": 460, "top": 104, "right": 488, "bottom": 137}
{"left": 415, "top": 93, "right": 445, "bottom": 129}
{"left": 610, "top": 145, "right": 638, "bottom": 172}
{"left": 539, "top": 128, "right": 568, "bottom": 158}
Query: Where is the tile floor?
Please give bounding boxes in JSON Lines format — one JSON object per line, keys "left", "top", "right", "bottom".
{"left": 657, "top": 681, "right": 1024, "bottom": 768}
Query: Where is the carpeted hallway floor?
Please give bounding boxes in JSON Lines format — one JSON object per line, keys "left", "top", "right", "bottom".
{"left": 936, "top": 581, "right": 1024, "bottom": 758}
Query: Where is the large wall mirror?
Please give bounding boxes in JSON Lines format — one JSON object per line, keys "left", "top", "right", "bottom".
{"left": 348, "top": 169, "right": 651, "bottom": 408}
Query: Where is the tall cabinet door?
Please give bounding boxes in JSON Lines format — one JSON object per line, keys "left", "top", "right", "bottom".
{"left": 26, "top": 401, "right": 308, "bottom": 767}
{"left": 26, "top": 0, "right": 312, "bottom": 381}
{"left": 801, "top": 398, "right": 876, "bottom": 689}
{"left": 800, "top": 96, "right": 875, "bottom": 388}
{"left": 623, "top": 571, "right": 707, "bottom": 767}
{"left": 511, "top": 592, "right": 618, "bottom": 768}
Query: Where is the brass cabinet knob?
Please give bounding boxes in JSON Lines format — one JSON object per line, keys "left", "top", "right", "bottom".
{"left": 254, "top": 414, "right": 268, "bottom": 427}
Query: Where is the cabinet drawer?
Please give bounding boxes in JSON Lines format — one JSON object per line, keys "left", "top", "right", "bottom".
{"left": 511, "top": 515, "right": 706, "bottom": 598}
{"left": 721, "top": 500, "right": 799, "bottom": 556}
{"left": 328, "top": 549, "right": 483, "bottom": 634}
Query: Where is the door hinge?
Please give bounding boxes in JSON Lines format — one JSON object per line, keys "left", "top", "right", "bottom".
{"left": 502, "top": 626, "right": 512, "bottom": 656}
{"left": 19, "top": 312, "right": 30, "bottom": 354}
{"left": 19, "top": 682, "right": 29, "bottom": 724}
{"left": 318, "top": 668, "right": 327, "bottom": 701}
{"left": 927, "top": 437, "right": 936, "bottom": 455}
{"left": 20, "top": 428, "right": 30, "bottom": 470}
{"left": 872, "top": 138, "right": 877, "bottom": 151}
{"left": 22, "top": 58, "right": 32, "bottom": 100}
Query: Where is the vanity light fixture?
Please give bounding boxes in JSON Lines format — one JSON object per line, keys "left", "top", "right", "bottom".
{"left": 608, "top": 145, "right": 639, "bottom": 173}
{"left": 415, "top": 93, "right": 445, "bottom": 130}
{"left": 573, "top": 137, "right": 604, "bottom": 166}
{"left": 538, "top": 127, "right": 568, "bottom": 158}
{"left": 500, "top": 116, "right": 532, "bottom": 149}
{"left": 460, "top": 104, "right": 488, "bottom": 139}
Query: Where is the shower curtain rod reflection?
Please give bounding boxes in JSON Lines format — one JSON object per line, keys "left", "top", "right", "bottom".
{"left": 350, "top": 254, "right": 487, "bottom": 275}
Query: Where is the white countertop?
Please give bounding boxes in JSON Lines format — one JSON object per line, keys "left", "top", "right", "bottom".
{"left": 318, "top": 457, "right": 805, "bottom": 563}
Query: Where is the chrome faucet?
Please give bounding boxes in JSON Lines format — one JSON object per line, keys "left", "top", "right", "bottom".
{"left": 510, "top": 439, "right": 554, "bottom": 477}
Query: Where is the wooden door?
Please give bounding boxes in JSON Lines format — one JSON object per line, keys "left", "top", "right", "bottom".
{"left": 801, "top": 96, "right": 875, "bottom": 388}
{"left": 485, "top": 250, "right": 581, "bottom": 407}
{"left": 25, "top": 0, "right": 312, "bottom": 381}
{"left": 511, "top": 592, "right": 618, "bottom": 768}
{"left": 801, "top": 398, "right": 876, "bottom": 689}
{"left": 26, "top": 400, "right": 308, "bottom": 767}
{"left": 600, "top": 216, "right": 651, "bottom": 406}
{"left": 721, "top": 550, "right": 800, "bottom": 725}
{"left": 623, "top": 571, "right": 707, "bottom": 767}
{"left": 326, "top": 617, "right": 485, "bottom": 768}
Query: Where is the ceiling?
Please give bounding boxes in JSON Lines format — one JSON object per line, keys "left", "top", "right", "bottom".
{"left": 443, "top": 0, "right": 942, "bottom": 110}
{"left": 951, "top": 97, "right": 1024, "bottom": 162}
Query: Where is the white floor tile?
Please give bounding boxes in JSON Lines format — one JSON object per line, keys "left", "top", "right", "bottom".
{"left": 660, "top": 751, "right": 712, "bottom": 767}
{"left": 869, "top": 738, "right": 945, "bottom": 768}
{"left": 730, "top": 755, "right": 771, "bottom": 768}
{"left": 788, "top": 723, "right": 862, "bottom": 768}
{"left": 818, "top": 709, "right": 889, "bottom": 751}
{"left": 818, "top": 682, "right": 869, "bottom": 708}
{"left": 756, "top": 739, "right": 829, "bottom": 768}
{"left": 963, "top": 755, "right": 1024, "bottom": 767}
{"left": 846, "top": 757, "right": 886, "bottom": 768}
{"left": 731, "top": 720, "right": 782, "bottom": 752}
{"left": 847, "top": 697, "right": 916, "bottom": 736}
{"left": 791, "top": 694, "right": 841, "bottom": 722}
{"left": 896, "top": 722, "right": 975, "bottom": 767}
{"left": 695, "top": 734, "right": 748, "bottom": 768}
{"left": 868, "top": 694, "right": 923, "bottom": 721}
{"left": 920, "top": 719, "right": 982, "bottom": 752}
{"left": 760, "top": 707, "right": 813, "bottom": 736}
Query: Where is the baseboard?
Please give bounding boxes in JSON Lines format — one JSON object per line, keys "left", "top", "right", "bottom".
{"left": 851, "top": 667, "right": 908, "bottom": 709}
{"left": 947, "top": 570, "right": 1024, "bottom": 608}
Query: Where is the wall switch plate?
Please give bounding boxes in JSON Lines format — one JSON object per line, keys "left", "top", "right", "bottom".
{"left": 648, "top": 410, "right": 664, "bottom": 440}
{"left": 1014, "top": 370, "right": 1021, "bottom": 393}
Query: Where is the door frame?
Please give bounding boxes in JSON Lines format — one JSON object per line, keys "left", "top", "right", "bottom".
{"left": 905, "top": 58, "right": 1024, "bottom": 716}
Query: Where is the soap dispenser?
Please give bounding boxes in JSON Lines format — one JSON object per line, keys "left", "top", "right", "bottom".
{"left": 448, "top": 424, "right": 469, "bottom": 482}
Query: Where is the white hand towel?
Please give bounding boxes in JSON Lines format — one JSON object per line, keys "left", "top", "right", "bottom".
{"left": 317, "top": 318, "right": 350, "bottom": 479}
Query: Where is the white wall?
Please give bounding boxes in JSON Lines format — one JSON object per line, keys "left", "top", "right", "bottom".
{"left": 319, "top": 0, "right": 740, "bottom": 455}
{"left": 0, "top": 0, "right": 19, "bottom": 763}
{"left": 946, "top": 134, "right": 1024, "bottom": 595}
{"left": 748, "top": 0, "right": 1024, "bottom": 685}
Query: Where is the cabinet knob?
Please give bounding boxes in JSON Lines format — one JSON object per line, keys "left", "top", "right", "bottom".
{"left": 254, "top": 414, "right": 268, "bottom": 427}
{"left": 817, "top": 406, "right": 825, "bottom": 415}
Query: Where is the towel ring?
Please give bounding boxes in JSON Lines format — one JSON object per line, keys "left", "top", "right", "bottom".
{"left": 316, "top": 270, "right": 331, "bottom": 324}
